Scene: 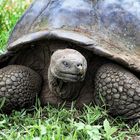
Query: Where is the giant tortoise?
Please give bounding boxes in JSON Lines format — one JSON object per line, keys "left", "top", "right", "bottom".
{"left": 0, "top": 0, "right": 140, "bottom": 122}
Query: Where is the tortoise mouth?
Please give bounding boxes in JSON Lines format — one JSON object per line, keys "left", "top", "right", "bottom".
{"left": 55, "top": 71, "right": 85, "bottom": 82}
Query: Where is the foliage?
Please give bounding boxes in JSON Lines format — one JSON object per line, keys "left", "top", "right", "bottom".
{"left": 0, "top": 0, "right": 32, "bottom": 51}
{"left": 0, "top": 105, "right": 137, "bottom": 140}
{"left": 0, "top": 0, "right": 140, "bottom": 139}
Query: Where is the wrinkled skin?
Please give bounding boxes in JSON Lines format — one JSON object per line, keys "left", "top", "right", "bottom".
{"left": 48, "top": 49, "right": 87, "bottom": 100}
{"left": 49, "top": 49, "right": 87, "bottom": 82}
{"left": 48, "top": 49, "right": 140, "bottom": 120}
{"left": 1, "top": 41, "right": 140, "bottom": 124}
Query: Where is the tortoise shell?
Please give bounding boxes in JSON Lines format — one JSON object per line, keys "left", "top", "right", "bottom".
{"left": 1, "top": 0, "right": 140, "bottom": 73}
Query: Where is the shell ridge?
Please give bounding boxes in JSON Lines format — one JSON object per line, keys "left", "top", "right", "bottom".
{"left": 28, "top": 0, "right": 52, "bottom": 31}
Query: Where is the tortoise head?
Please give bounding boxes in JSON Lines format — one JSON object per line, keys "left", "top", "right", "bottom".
{"left": 49, "top": 49, "right": 87, "bottom": 82}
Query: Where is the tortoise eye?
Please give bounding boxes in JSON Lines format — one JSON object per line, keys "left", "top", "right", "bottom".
{"left": 62, "top": 61, "right": 69, "bottom": 67}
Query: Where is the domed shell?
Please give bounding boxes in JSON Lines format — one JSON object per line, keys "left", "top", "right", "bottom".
{"left": 6, "top": 0, "right": 140, "bottom": 72}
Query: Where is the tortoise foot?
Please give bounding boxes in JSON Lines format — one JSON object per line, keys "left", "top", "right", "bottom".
{"left": 0, "top": 65, "right": 42, "bottom": 113}
{"left": 94, "top": 63, "right": 140, "bottom": 121}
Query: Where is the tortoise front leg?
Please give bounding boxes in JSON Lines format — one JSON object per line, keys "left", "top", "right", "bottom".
{"left": 94, "top": 63, "right": 140, "bottom": 122}
{"left": 0, "top": 65, "right": 42, "bottom": 113}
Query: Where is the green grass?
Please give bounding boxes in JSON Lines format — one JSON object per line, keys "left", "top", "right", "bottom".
{"left": 0, "top": 0, "right": 140, "bottom": 139}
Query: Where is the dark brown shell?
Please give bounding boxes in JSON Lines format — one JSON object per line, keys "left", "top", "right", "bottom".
{"left": 2, "top": 0, "right": 140, "bottom": 72}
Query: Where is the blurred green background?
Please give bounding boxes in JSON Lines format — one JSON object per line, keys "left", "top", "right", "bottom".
{"left": 0, "top": 0, "right": 32, "bottom": 51}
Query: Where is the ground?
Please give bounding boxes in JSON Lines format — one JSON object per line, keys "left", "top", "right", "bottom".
{"left": 0, "top": 0, "right": 140, "bottom": 139}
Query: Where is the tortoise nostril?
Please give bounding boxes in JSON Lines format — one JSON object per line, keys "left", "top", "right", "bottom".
{"left": 76, "top": 63, "right": 84, "bottom": 75}
{"left": 77, "top": 63, "right": 82, "bottom": 67}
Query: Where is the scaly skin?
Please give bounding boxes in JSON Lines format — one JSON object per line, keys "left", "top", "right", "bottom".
{"left": 48, "top": 49, "right": 140, "bottom": 122}
{"left": 94, "top": 63, "right": 140, "bottom": 120}
{"left": 0, "top": 65, "right": 42, "bottom": 113}
{"left": 48, "top": 66, "right": 84, "bottom": 101}
{"left": 48, "top": 49, "right": 87, "bottom": 100}
{"left": 0, "top": 48, "right": 140, "bottom": 123}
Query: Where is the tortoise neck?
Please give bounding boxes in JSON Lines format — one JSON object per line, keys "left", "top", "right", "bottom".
{"left": 48, "top": 66, "right": 81, "bottom": 101}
